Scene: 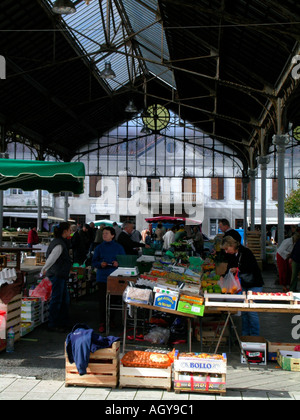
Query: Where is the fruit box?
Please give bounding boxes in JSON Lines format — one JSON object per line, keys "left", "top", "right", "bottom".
{"left": 174, "top": 353, "right": 227, "bottom": 374}
{"left": 174, "top": 372, "right": 226, "bottom": 394}
{"left": 177, "top": 300, "right": 205, "bottom": 317}
{"left": 277, "top": 350, "right": 300, "bottom": 371}
{"left": 153, "top": 287, "right": 179, "bottom": 311}
{"left": 240, "top": 336, "right": 267, "bottom": 365}
{"left": 267, "top": 341, "right": 300, "bottom": 361}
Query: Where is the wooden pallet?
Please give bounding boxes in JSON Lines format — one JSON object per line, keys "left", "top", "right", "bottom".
{"left": 119, "top": 363, "right": 172, "bottom": 391}
{"left": 0, "top": 294, "right": 22, "bottom": 351}
{"left": 65, "top": 341, "right": 120, "bottom": 388}
{"left": 246, "top": 232, "right": 262, "bottom": 267}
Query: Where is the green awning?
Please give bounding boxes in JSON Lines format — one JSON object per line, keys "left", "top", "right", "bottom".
{"left": 0, "top": 159, "right": 85, "bottom": 194}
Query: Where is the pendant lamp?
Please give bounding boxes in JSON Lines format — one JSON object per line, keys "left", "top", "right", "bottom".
{"left": 52, "top": 0, "right": 76, "bottom": 15}
{"left": 125, "top": 100, "right": 138, "bottom": 113}
{"left": 100, "top": 62, "right": 116, "bottom": 79}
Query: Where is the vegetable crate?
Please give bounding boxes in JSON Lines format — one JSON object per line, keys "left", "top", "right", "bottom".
{"left": 0, "top": 294, "right": 22, "bottom": 352}
{"left": 119, "top": 363, "right": 172, "bottom": 391}
{"left": 173, "top": 352, "right": 227, "bottom": 395}
{"left": 65, "top": 341, "right": 120, "bottom": 388}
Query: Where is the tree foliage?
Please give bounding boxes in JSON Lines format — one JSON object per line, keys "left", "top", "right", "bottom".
{"left": 284, "top": 180, "right": 300, "bottom": 216}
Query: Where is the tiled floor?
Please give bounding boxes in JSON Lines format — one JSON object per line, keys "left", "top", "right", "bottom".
{"left": 1, "top": 363, "right": 300, "bottom": 400}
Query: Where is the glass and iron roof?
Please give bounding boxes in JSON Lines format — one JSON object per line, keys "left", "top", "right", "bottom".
{"left": 46, "top": 0, "right": 174, "bottom": 91}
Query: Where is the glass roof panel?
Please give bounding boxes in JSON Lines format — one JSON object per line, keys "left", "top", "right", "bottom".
{"left": 46, "top": 0, "right": 176, "bottom": 91}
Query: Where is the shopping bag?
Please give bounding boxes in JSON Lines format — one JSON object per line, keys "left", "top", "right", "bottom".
{"left": 0, "top": 310, "right": 7, "bottom": 339}
{"left": 30, "top": 278, "right": 52, "bottom": 302}
{"left": 218, "top": 270, "right": 241, "bottom": 294}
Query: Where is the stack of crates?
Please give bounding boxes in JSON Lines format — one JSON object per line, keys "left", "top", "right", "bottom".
{"left": 21, "top": 297, "right": 42, "bottom": 335}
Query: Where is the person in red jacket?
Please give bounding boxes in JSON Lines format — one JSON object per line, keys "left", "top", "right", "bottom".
{"left": 27, "top": 227, "right": 39, "bottom": 248}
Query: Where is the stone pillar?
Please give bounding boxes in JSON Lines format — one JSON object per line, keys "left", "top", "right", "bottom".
{"left": 272, "top": 134, "right": 289, "bottom": 245}
{"left": 242, "top": 171, "right": 250, "bottom": 244}
{"left": 258, "top": 156, "right": 270, "bottom": 262}
{"left": 248, "top": 169, "right": 257, "bottom": 231}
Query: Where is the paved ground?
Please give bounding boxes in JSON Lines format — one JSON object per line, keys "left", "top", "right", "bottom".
{"left": 1, "top": 264, "right": 300, "bottom": 401}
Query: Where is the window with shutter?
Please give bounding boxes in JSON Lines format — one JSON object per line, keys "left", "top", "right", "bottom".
{"left": 119, "top": 176, "right": 132, "bottom": 198}
{"left": 211, "top": 178, "right": 224, "bottom": 200}
{"left": 182, "top": 177, "right": 196, "bottom": 204}
{"left": 235, "top": 178, "right": 242, "bottom": 200}
{"left": 147, "top": 178, "right": 160, "bottom": 193}
{"left": 89, "top": 175, "right": 102, "bottom": 197}
{"left": 272, "top": 178, "right": 278, "bottom": 201}
{"left": 235, "top": 178, "right": 251, "bottom": 200}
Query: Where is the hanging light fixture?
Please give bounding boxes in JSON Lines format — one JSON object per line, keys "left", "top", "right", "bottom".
{"left": 100, "top": 62, "right": 116, "bottom": 79}
{"left": 140, "top": 125, "right": 152, "bottom": 134}
{"left": 125, "top": 100, "right": 138, "bottom": 113}
{"left": 52, "top": 0, "right": 76, "bottom": 15}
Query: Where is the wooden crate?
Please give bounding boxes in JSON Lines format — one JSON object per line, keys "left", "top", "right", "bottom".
{"left": 204, "top": 291, "right": 248, "bottom": 308}
{"left": 107, "top": 276, "right": 137, "bottom": 296}
{"left": 248, "top": 291, "right": 297, "bottom": 309}
{"left": 65, "top": 341, "right": 120, "bottom": 388}
{"left": 0, "top": 294, "right": 22, "bottom": 352}
{"left": 35, "top": 252, "right": 46, "bottom": 266}
{"left": 119, "top": 363, "right": 172, "bottom": 391}
{"left": 246, "top": 232, "right": 262, "bottom": 268}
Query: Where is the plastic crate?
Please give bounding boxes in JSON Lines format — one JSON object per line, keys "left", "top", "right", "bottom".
{"left": 116, "top": 255, "right": 138, "bottom": 267}
{"left": 142, "top": 248, "right": 156, "bottom": 256}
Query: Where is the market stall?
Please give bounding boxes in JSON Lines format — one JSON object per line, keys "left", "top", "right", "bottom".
{"left": 0, "top": 158, "right": 85, "bottom": 351}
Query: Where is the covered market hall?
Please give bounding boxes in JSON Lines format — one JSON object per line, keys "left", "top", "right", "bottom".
{"left": 0, "top": 0, "right": 300, "bottom": 401}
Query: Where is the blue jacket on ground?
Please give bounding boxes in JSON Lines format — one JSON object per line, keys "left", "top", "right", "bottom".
{"left": 92, "top": 240, "right": 125, "bottom": 283}
{"left": 66, "top": 324, "right": 120, "bottom": 375}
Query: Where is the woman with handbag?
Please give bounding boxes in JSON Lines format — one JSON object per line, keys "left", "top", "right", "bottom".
{"left": 221, "top": 236, "right": 264, "bottom": 336}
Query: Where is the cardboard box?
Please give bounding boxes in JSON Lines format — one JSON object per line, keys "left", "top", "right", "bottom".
{"left": 240, "top": 336, "right": 267, "bottom": 365}
{"left": 177, "top": 300, "right": 205, "bottom": 317}
{"left": 267, "top": 341, "right": 300, "bottom": 361}
{"left": 174, "top": 353, "right": 227, "bottom": 374}
{"left": 153, "top": 287, "right": 179, "bottom": 310}
{"left": 277, "top": 350, "right": 300, "bottom": 371}
{"left": 174, "top": 373, "right": 226, "bottom": 393}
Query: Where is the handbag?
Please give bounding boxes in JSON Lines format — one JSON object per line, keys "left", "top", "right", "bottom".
{"left": 238, "top": 253, "right": 255, "bottom": 288}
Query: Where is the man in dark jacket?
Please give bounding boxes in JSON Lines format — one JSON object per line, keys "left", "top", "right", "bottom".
{"left": 219, "top": 219, "right": 242, "bottom": 243}
{"left": 118, "top": 222, "right": 150, "bottom": 255}
{"left": 290, "top": 238, "right": 300, "bottom": 292}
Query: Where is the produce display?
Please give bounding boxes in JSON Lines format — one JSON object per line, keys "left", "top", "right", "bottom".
{"left": 149, "top": 269, "right": 199, "bottom": 284}
{"left": 178, "top": 352, "right": 225, "bottom": 360}
{"left": 121, "top": 350, "right": 175, "bottom": 369}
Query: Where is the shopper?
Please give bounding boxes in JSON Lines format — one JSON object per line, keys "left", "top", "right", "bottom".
{"left": 163, "top": 226, "right": 176, "bottom": 250}
{"left": 276, "top": 233, "right": 300, "bottom": 291}
{"left": 191, "top": 226, "right": 204, "bottom": 256}
{"left": 174, "top": 225, "right": 187, "bottom": 242}
{"left": 27, "top": 227, "right": 39, "bottom": 248}
{"left": 92, "top": 226, "right": 126, "bottom": 333}
{"left": 289, "top": 235, "right": 300, "bottom": 292}
{"left": 219, "top": 219, "right": 242, "bottom": 243}
{"left": 221, "top": 236, "right": 264, "bottom": 336}
{"left": 112, "top": 222, "right": 122, "bottom": 240}
{"left": 41, "top": 222, "right": 72, "bottom": 332}
{"left": 118, "top": 222, "right": 150, "bottom": 255}
{"left": 71, "top": 224, "right": 90, "bottom": 265}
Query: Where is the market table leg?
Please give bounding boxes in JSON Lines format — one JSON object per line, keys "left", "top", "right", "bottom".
{"left": 188, "top": 318, "right": 192, "bottom": 352}
{"left": 106, "top": 293, "right": 110, "bottom": 335}
{"left": 122, "top": 305, "right": 128, "bottom": 354}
